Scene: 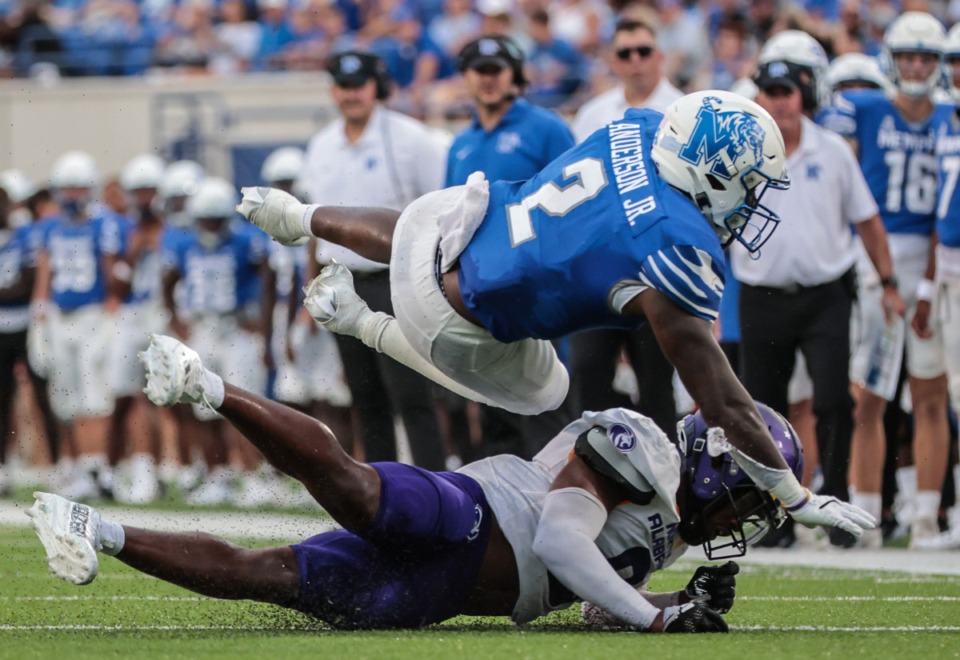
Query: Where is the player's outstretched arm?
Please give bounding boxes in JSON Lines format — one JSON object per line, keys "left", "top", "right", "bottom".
{"left": 631, "top": 290, "right": 876, "bottom": 536}
{"left": 532, "top": 456, "right": 727, "bottom": 633}
{"left": 237, "top": 186, "right": 399, "bottom": 264}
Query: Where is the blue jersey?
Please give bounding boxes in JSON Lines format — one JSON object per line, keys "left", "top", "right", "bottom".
{"left": 42, "top": 213, "right": 127, "bottom": 310}
{"left": 0, "top": 224, "right": 36, "bottom": 310}
{"left": 457, "top": 109, "right": 726, "bottom": 342}
{"left": 167, "top": 228, "right": 266, "bottom": 315}
{"left": 445, "top": 99, "right": 576, "bottom": 186}
{"left": 827, "top": 89, "right": 952, "bottom": 235}
{"left": 935, "top": 109, "right": 960, "bottom": 248}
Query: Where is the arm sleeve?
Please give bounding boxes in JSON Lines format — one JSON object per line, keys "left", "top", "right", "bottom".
{"left": 637, "top": 245, "right": 724, "bottom": 322}
{"left": 532, "top": 487, "right": 660, "bottom": 631}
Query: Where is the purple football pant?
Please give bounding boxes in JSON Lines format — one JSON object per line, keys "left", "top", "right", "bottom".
{"left": 289, "top": 462, "right": 492, "bottom": 628}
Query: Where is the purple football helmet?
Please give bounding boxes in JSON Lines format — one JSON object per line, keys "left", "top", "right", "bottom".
{"left": 676, "top": 402, "right": 804, "bottom": 559}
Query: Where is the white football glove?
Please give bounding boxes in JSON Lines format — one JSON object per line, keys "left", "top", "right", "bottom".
{"left": 787, "top": 491, "right": 876, "bottom": 538}
{"left": 237, "top": 186, "right": 311, "bottom": 246}
{"left": 138, "top": 334, "right": 224, "bottom": 409}
{"left": 302, "top": 262, "right": 376, "bottom": 338}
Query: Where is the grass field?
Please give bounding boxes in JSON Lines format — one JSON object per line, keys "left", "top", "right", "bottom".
{"left": 3, "top": 521, "right": 959, "bottom": 660}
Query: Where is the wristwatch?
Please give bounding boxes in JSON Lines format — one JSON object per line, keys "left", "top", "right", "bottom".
{"left": 879, "top": 275, "right": 898, "bottom": 290}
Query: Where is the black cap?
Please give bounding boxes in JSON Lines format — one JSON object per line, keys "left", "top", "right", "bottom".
{"left": 754, "top": 60, "right": 802, "bottom": 92}
{"left": 458, "top": 35, "right": 523, "bottom": 72}
{"left": 326, "top": 51, "right": 384, "bottom": 87}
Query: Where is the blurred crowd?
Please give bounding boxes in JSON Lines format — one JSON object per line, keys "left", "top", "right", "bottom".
{"left": 3, "top": 0, "right": 960, "bottom": 116}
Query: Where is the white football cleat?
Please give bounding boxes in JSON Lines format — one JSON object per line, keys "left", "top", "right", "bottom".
{"left": 138, "top": 334, "right": 205, "bottom": 407}
{"left": 302, "top": 263, "right": 375, "bottom": 336}
{"left": 26, "top": 492, "right": 101, "bottom": 585}
{"left": 237, "top": 186, "right": 310, "bottom": 246}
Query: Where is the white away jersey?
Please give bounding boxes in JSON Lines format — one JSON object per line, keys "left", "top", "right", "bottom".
{"left": 458, "top": 408, "right": 686, "bottom": 624}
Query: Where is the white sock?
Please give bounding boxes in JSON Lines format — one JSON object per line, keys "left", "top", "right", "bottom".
{"left": 98, "top": 517, "right": 125, "bottom": 556}
{"left": 896, "top": 466, "right": 917, "bottom": 500}
{"left": 850, "top": 492, "right": 882, "bottom": 522}
{"left": 915, "top": 491, "right": 942, "bottom": 521}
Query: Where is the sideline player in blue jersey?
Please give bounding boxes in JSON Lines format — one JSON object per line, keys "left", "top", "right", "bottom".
{"left": 162, "top": 177, "right": 270, "bottom": 506}
{"left": 823, "top": 11, "right": 954, "bottom": 547}
{"left": 241, "top": 90, "right": 876, "bottom": 538}
{"left": 35, "top": 151, "right": 128, "bottom": 501}
{"left": 914, "top": 23, "right": 960, "bottom": 549}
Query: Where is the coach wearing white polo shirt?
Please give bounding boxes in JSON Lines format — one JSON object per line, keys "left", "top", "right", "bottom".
{"left": 733, "top": 60, "right": 903, "bottom": 547}
{"left": 302, "top": 50, "right": 447, "bottom": 470}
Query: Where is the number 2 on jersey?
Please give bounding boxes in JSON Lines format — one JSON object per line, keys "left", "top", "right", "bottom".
{"left": 506, "top": 158, "right": 608, "bottom": 247}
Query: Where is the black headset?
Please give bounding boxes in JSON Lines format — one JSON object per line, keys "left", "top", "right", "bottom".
{"left": 457, "top": 35, "right": 527, "bottom": 89}
{"left": 327, "top": 51, "right": 393, "bottom": 101}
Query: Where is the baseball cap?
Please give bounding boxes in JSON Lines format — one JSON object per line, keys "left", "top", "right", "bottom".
{"left": 754, "top": 60, "right": 802, "bottom": 92}
{"left": 326, "top": 51, "right": 383, "bottom": 87}
{"left": 458, "top": 35, "right": 523, "bottom": 72}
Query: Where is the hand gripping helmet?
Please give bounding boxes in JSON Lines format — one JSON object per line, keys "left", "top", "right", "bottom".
{"left": 944, "top": 23, "right": 960, "bottom": 101}
{"left": 826, "top": 53, "right": 889, "bottom": 92}
{"left": 260, "top": 147, "right": 305, "bottom": 185}
{"left": 758, "top": 29, "right": 831, "bottom": 112}
{"left": 120, "top": 153, "right": 166, "bottom": 192}
{"left": 882, "top": 11, "right": 945, "bottom": 98}
{"left": 676, "top": 402, "right": 804, "bottom": 560}
{"left": 49, "top": 151, "right": 100, "bottom": 189}
{"left": 651, "top": 91, "right": 790, "bottom": 253}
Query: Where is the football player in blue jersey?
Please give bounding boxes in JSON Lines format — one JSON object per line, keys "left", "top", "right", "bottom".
{"left": 824, "top": 11, "right": 954, "bottom": 547}
{"left": 913, "top": 23, "right": 960, "bottom": 550}
{"left": 0, "top": 181, "right": 37, "bottom": 495}
{"left": 35, "top": 151, "right": 128, "bottom": 501}
{"left": 105, "top": 154, "right": 171, "bottom": 505}
{"left": 241, "top": 90, "right": 876, "bottom": 538}
{"left": 162, "top": 178, "right": 270, "bottom": 506}
{"left": 28, "top": 332, "right": 833, "bottom": 632}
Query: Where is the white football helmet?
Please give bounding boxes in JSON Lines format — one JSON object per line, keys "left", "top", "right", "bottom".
{"left": 758, "top": 30, "right": 830, "bottom": 111}
{"left": 0, "top": 169, "right": 36, "bottom": 204}
{"left": 882, "top": 11, "right": 945, "bottom": 98}
{"left": 49, "top": 151, "right": 99, "bottom": 189}
{"left": 159, "top": 160, "right": 205, "bottom": 201}
{"left": 943, "top": 23, "right": 960, "bottom": 101}
{"left": 187, "top": 177, "right": 237, "bottom": 220}
{"left": 826, "top": 53, "right": 889, "bottom": 92}
{"left": 652, "top": 90, "right": 790, "bottom": 253}
{"left": 260, "top": 147, "right": 305, "bottom": 185}
{"left": 120, "top": 154, "right": 166, "bottom": 192}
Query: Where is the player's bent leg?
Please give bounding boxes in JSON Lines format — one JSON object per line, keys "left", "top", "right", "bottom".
{"left": 117, "top": 527, "right": 300, "bottom": 605}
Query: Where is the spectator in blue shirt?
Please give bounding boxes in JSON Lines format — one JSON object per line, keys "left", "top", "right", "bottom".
{"left": 525, "top": 8, "right": 585, "bottom": 109}
{"left": 445, "top": 35, "right": 575, "bottom": 187}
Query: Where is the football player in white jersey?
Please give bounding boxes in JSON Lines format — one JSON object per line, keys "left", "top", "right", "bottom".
{"left": 26, "top": 334, "right": 866, "bottom": 633}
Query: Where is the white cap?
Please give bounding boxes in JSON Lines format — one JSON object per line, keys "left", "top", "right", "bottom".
{"left": 49, "top": 151, "right": 100, "bottom": 189}
{"left": 187, "top": 177, "right": 238, "bottom": 219}
{"left": 477, "top": 0, "right": 511, "bottom": 16}
{"left": 261, "top": 147, "right": 305, "bottom": 184}
{"left": 120, "top": 153, "right": 166, "bottom": 191}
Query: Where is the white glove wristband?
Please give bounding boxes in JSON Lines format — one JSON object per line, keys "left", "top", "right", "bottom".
{"left": 916, "top": 278, "right": 935, "bottom": 303}
{"left": 301, "top": 204, "right": 321, "bottom": 238}
{"left": 200, "top": 368, "right": 225, "bottom": 409}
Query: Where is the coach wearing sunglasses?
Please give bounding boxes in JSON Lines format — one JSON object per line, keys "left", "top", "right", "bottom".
{"left": 570, "top": 17, "right": 682, "bottom": 141}
{"left": 567, "top": 16, "right": 683, "bottom": 443}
